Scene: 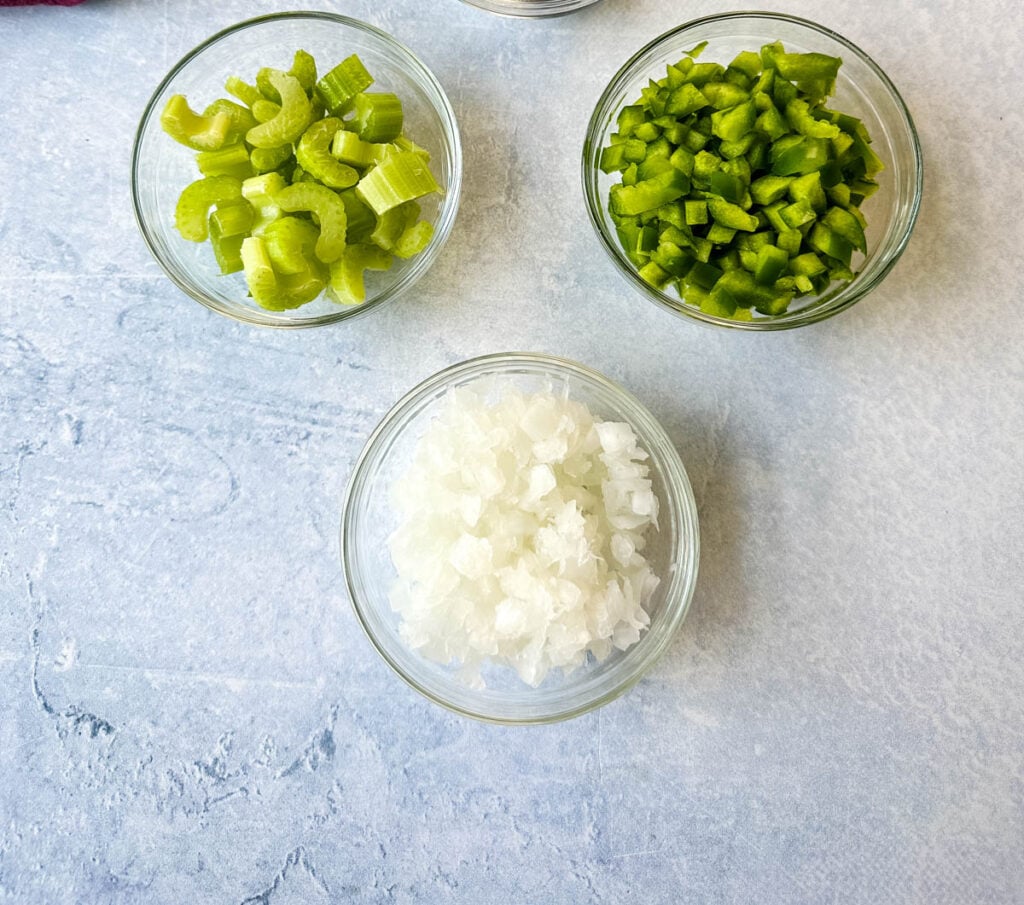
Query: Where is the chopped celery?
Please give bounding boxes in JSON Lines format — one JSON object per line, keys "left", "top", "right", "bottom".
{"left": 316, "top": 55, "right": 373, "bottom": 116}
{"left": 245, "top": 71, "right": 313, "bottom": 149}
{"left": 327, "top": 244, "right": 393, "bottom": 306}
{"left": 356, "top": 151, "right": 441, "bottom": 215}
{"left": 601, "top": 38, "right": 882, "bottom": 318}
{"left": 274, "top": 183, "right": 348, "bottom": 263}
{"left": 162, "top": 51, "right": 443, "bottom": 311}
{"left": 174, "top": 176, "right": 242, "bottom": 242}
{"left": 352, "top": 93, "right": 404, "bottom": 143}
{"left": 160, "top": 95, "right": 232, "bottom": 151}
{"left": 295, "top": 117, "right": 358, "bottom": 189}
{"left": 394, "top": 220, "right": 434, "bottom": 259}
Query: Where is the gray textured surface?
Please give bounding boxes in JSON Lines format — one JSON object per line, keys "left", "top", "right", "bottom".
{"left": 2, "top": 0, "right": 1023, "bottom": 902}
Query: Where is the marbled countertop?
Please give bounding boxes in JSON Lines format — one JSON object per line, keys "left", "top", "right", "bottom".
{"left": 2, "top": 1, "right": 1022, "bottom": 902}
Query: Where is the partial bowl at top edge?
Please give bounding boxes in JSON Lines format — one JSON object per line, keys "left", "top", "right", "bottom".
{"left": 458, "top": 0, "right": 603, "bottom": 18}
{"left": 132, "top": 11, "right": 462, "bottom": 328}
{"left": 582, "top": 11, "right": 923, "bottom": 331}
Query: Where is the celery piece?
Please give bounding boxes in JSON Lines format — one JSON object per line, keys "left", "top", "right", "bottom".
{"left": 209, "top": 218, "right": 245, "bottom": 275}
{"left": 332, "top": 130, "right": 384, "bottom": 169}
{"left": 251, "top": 99, "right": 281, "bottom": 124}
{"left": 289, "top": 50, "right": 318, "bottom": 95}
{"left": 202, "top": 99, "right": 258, "bottom": 143}
{"left": 161, "top": 95, "right": 232, "bottom": 151}
{"left": 197, "top": 144, "right": 254, "bottom": 179}
{"left": 370, "top": 200, "right": 419, "bottom": 251}
{"left": 295, "top": 117, "right": 358, "bottom": 189}
{"left": 246, "top": 71, "right": 313, "bottom": 149}
{"left": 327, "top": 244, "right": 393, "bottom": 305}
{"left": 261, "top": 216, "right": 320, "bottom": 275}
{"left": 352, "top": 93, "right": 404, "bottom": 144}
{"left": 316, "top": 54, "right": 374, "bottom": 116}
{"left": 240, "top": 236, "right": 278, "bottom": 306}
{"left": 174, "top": 176, "right": 242, "bottom": 242}
{"left": 356, "top": 151, "right": 440, "bottom": 216}
{"left": 339, "top": 190, "right": 377, "bottom": 245}
{"left": 242, "top": 171, "right": 288, "bottom": 233}
{"left": 210, "top": 200, "right": 254, "bottom": 239}
{"left": 250, "top": 144, "right": 293, "bottom": 175}
{"left": 394, "top": 220, "right": 434, "bottom": 259}
{"left": 225, "top": 76, "right": 262, "bottom": 108}
{"left": 275, "top": 182, "right": 348, "bottom": 263}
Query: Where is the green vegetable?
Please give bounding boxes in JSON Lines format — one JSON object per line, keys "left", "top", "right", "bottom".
{"left": 601, "top": 39, "right": 882, "bottom": 319}
{"left": 159, "top": 50, "right": 443, "bottom": 311}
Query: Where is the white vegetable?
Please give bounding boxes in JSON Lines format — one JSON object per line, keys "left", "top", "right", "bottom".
{"left": 388, "top": 384, "right": 660, "bottom": 688}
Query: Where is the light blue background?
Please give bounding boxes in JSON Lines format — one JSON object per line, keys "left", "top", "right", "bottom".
{"left": 2, "top": 1, "right": 1022, "bottom": 902}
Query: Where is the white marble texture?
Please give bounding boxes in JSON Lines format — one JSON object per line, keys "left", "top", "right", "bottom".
{"left": 1, "top": 0, "right": 1022, "bottom": 902}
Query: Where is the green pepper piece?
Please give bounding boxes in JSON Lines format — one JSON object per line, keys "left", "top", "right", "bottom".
{"left": 821, "top": 205, "right": 867, "bottom": 253}
{"left": 807, "top": 222, "right": 854, "bottom": 267}
{"left": 777, "top": 227, "right": 803, "bottom": 256}
{"left": 294, "top": 117, "right": 358, "bottom": 189}
{"left": 274, "top": 182, "right": 348, "bottom": 263}
{"left": 771, "top": 136, "right": 831, "bottom": 175}
{"left": 702, "top": 82, "right": 749, "bottom": 111}
{"left": 609, "top": 168, "right": 690, "bottom": 217}
{"left": 245, "top": 71, "right": 313, "bottom": 150}
{"left": 708, "top": 170, "right": 746, "bottom": 204}
{"left": 665, "top": 83, "right": 709, "bottom": 117}
{"left": 687, "top": 260, "right": 723, "bottom": 290}
{"left": 789, "top": 251, "right": 827, "bottom": 278}
{"left": 788, "top": 171, "right": 827, "bottom": 213}
{"left": 709, "top": 98, "right": 757, "bottom": 142}
{"left": 749, "top": 174, "right": 793, "bottom": 205}
{"left": 785, "top": 98, "right": 840, "bottom": 139}
{"left": 316, "top": 55, "right": 374, "bottom": 116}
{"left": 174, "top": 176, "right": 242, "bottom": 242}
{"left": 160, "top": 95, "right": 232, "bottom": 151}
{"left": 684, "top": 199, "right": 708, "bottom": 225}
{"left": 707, "top": 197, "right": 758, "bottom": 232}
{"left": 778, "top": 199, "right": 817, "bottom": 229}
{"left": 753, "top": 244, "right": 789, "bottom": 285}
{"left": 651, "top": 241, "right": 695, "bottom": 278}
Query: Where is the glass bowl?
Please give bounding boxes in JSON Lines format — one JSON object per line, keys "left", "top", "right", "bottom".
{"left": 582, "top": 11, "right": 923, "bottom": 330}
{"left": 341, "top": 353, "right": 700, "bottom": 724}
{"left": 132, "top": 12, "right": 462, "bottom": 328}
{"left": 458, "top": 0, "right": 603, "bottom": 17}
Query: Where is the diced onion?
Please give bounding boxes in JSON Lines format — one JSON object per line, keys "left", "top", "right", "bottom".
{"left": 388, "top": 384, "right": 660, "bottom": 688}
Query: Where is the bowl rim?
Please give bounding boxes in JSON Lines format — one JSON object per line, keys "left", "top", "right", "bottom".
{"left": 131, "top": 10, "right": 463, "bottom": 329}
{"left": 581, "top": 9, "right": 924, "bottom": 331}
{"left": 340, "top": 351, "right": 701, "bottom": 724}
{"left": 456, "top": 0, "right": 602, "bottom": 17}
